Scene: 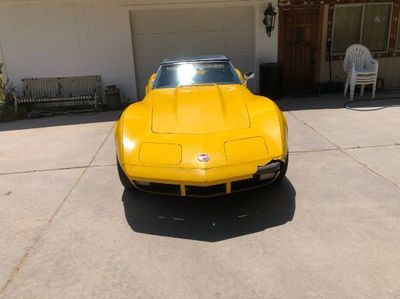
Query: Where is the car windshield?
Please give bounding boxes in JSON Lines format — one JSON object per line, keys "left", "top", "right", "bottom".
{"left": 153, "top": 61, "right": 241, "bottom": 89}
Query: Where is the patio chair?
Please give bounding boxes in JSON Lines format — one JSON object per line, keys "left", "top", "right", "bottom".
{"left": 343, "top": 44, "right": 379, "bottom": 101}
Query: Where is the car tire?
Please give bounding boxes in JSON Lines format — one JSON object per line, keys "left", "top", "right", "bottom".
{"left": 117, "top": 157, "right": 135, "bottom": 191}
{"left": 272, "top": 153, "right": 289, "bottom": 185}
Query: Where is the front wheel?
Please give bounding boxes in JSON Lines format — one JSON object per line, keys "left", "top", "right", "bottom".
{"left": 117, "top": 157, "right": 135, "bottom": 191}
{"left": 272, "top": 153, "right": 289, "bottom": 185}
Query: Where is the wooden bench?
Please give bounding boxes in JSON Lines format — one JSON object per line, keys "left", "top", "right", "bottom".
{"left": 16, "top": 75, "right": 101, "bottom": 110}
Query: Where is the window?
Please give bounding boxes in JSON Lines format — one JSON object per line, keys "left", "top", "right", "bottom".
{"left": 332, "top": 6, "right": 363, "bottom": 53}
{"left": 332, "top": 3, "right": 392, "bottom": 54}
{"left": 362, "top": 4, "right": 392, "bottom": 52}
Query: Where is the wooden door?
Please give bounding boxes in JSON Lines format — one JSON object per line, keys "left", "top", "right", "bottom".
{"left": 279, "top": 6, "right": 322, "bottom": 93}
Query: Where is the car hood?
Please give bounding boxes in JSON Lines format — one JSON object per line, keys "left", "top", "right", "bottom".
{"left": 150, "top": 85, "right": 251, "bottom": 134}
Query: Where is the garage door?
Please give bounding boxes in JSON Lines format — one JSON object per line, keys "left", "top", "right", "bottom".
{"left": 130, "top": 7, "right": 254, "bottom": 98}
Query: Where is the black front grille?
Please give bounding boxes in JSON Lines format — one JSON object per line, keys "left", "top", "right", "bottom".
{"left": 134, "top": 177, "right": 273, "bottom": 197}
{"left": 185, "top": 184, "right": 226, "bottom": 197}
{"left": 136, "top": 182, "right": 181, "bottom": 195}
{"left": 231, "top": 178, "right": 271, "bottom": 192}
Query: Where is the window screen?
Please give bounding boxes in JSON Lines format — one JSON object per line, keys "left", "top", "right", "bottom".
{"left": 332, "top": 6, "right": 362, "bottom": 53}
{"left": 362, "top": 4, "right": 392, "bottom": 52}
{"left": 332, "top": 4, "right": 392, "bottom": 54}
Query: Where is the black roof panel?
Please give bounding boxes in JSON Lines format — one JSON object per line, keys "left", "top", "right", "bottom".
{"left": 161, "top": 55, "right": 230, "bottom": 65}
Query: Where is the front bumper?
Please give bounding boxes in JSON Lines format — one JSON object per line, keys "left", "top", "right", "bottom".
{"left": 124, "top": 158, "right": 286, "bottom": 197}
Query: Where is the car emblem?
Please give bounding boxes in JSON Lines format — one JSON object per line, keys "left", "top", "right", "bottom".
{"left": 198, "top": 154, "right": 210, "bottom": 162}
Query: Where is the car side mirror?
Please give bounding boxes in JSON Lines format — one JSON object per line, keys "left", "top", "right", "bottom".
{"left": 244, "top": 72, "right": 254, "bottom": 83}
{"left": 145, "top": 73, "right": 157, "bottom": 95}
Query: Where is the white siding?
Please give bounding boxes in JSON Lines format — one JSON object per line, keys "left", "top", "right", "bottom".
{"left": 0, "top": 0, "right": 279, "bottom": 100}
{"left": 0, "top": 1, "right": 136, "bottom": 100}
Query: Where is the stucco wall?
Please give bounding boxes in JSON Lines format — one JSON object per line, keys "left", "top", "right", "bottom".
{"left": 0, "top": 0, "right": 278, "bottom": 100}
{"left": 319, "top": 4, "right": 400, "bottom": 89}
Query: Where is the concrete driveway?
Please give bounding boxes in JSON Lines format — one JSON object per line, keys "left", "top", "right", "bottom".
{"left": 0, "top": 98, "right": 399, "bottom": 298}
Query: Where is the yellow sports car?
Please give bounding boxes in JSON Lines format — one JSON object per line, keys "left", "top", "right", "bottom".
{"left": 115, "top": 55, "right": 288, "bottom": 197}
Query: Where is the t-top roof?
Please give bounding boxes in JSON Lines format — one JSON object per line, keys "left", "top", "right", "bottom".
{"left": 161, "top": 55, "right": 230, "bottom": 65}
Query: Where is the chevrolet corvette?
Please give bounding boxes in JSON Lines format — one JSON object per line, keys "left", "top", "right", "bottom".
{"left": 115, "top": 55, "right": 288, "bottom": 197}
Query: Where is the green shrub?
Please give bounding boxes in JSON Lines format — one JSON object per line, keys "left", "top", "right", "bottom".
{"left": 0, "top": 79, "right": 20, "bottom": 122}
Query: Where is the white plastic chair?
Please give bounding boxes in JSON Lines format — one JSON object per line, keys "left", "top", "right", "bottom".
{"left": 343, "top": 45, "right": 379, "bottom": 101}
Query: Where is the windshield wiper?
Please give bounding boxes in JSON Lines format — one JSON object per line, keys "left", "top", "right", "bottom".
{"left": 178, "top": 83, "right": 217, "bottom": 88}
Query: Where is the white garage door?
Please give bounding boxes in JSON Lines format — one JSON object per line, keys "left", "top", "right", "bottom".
{"left": 130, "top": 6, "right": 255, "bottom": 98}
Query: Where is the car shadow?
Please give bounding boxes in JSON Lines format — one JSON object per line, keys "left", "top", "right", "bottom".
{"left": 0, "top": 110, "right": 122, "bottom": 132}
{"left": 122, "top": 178, "right": 296, "bottom": 242}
